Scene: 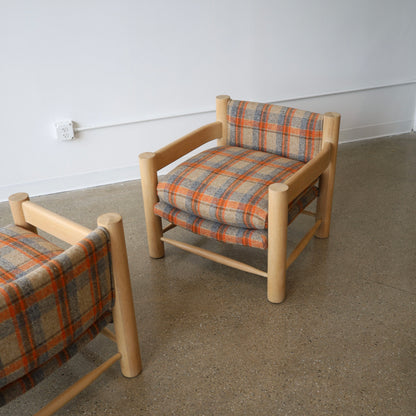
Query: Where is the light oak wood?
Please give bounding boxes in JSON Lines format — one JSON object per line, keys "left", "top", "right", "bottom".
{"left": 286, "top": 220, "right": 322, "bottom": 268}
{"left": 98, "top": 213, "right": 142, "bottom": 378}
{"left": 301, "top": 210, "right": 317, "bottom": 217}
{"left": 267, "top": 183, "right": 289, "bottom": 303}
{"left": 153, "top": 121, "right": 222, "bottom": 171}
{"left": 216, "top": 95, "right": 230, "bottom": 146}
{"left": 161, "top": 236, "right": 268, "bottom": 278}
{"left": 284, "top": 142, "right": 331, "bottom": 203}
{"left": 162, "top": 223, "right": 177, "bottom": 233}
{"left": 315, "top": 112, "right": 341, "bottom": 238}
{"left": 34, "top": 353, "right": 121, "bottom": 416}
{"left": 8, "top": 192, "right": 37, "bottom": 233}
{"left": 101, "top": 327, "right": 117, "bottom": 343}
{"left": 22, "top": 200, "right": 91, "bottom": 244}
{"left": 139, "top": 152, "right": 165, "bottom": 258}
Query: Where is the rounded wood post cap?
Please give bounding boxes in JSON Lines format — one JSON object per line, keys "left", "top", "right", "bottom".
{"left": 216, "top": 95, "right": 230, "bottom": 100}
{"left": 8, "top": 192, "right": 29, "bottom": 202}
{"left": 139, "top": 152, "right": 156, "bottom": 160}
{"left": 324, "top": 112, "right": 341, "bottom": 119}
{"left": 97, "top": 213, "right": 122, "bottom": 228}
{"left": 269, "top": 183, "right": 289, "bottom": 193}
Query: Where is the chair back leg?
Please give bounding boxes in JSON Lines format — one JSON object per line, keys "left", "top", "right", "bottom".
{"left": 216, "top": 95, "right": 230, "bottom": 146}
{"left": 315, "top": 112, "right": 341, "bottom": 238}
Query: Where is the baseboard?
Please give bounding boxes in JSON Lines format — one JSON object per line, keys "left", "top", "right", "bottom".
{"left": 339, "top": 119, "right": 414, "bottom": 142}
{"left": 1, "top": 120, "right": 414, "bottom": 203}
{"left": 0, "top": 165, "right": 140, "bottom": 202}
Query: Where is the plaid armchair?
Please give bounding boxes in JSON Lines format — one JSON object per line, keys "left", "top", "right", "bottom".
{"left": 0, "top": 193, "right": 141, "bottom": 415}
{"left": 140, "top": 96, "right": 340, "bottom": 303}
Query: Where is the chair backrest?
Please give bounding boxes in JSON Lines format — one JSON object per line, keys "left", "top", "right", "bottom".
{"left": 0, "top": 226, "right": 114, "bottom": 404}
{"left": 226, "top": 99, "right": 324, "bottom": 163}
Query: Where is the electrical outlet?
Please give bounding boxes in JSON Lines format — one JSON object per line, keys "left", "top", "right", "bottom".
{"left": 55, "top": 121, "right": 75, "bottom": 140}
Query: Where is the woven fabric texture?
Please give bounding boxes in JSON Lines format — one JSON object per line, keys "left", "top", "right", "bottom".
{"left": 227, "top": 100, "right": 323, "bottom": 163}
{"left": 157, "top": 146, "right": 306, "bottom": 230}
{"left": 0, "top": 225, "right": 63, "bottom": 284}
{"left": 0, "top": 225, "right": 114, "bottom": 404}
{"left": 154, "top": 186, "right": 318, "bottom": 250}
{"left": 155, "top": 201, "right": 268, "bottom": 249}
{"left": 0, "top": 314, "right": 112, "bottom": 406}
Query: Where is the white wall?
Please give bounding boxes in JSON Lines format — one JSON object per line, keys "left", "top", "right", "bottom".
{"left": 1, "top": 0, "right": 415, "bottom": 202}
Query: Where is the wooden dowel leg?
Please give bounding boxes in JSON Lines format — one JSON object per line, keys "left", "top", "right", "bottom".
{"left": 316, "top": 112, "right": 341, "bottom": 238}
{"left": 267, "top": 183, "right": 289, "bottom": 303}
{"left": 97, "top": 214, "right": 142, "bottom": 378}
{"left": 139, "top": 152, "right": 165, "bottom": 258}
{"left": 8, "top": 192, "right": 37, "bottom": 233}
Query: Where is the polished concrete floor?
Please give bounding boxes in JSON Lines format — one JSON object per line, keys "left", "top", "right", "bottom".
{"left": 1, "top": 133, "right": 415, "bottom": 415}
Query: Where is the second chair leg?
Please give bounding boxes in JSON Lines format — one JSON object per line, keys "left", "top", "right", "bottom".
{"left": 267, "top": 183, "right": 289, "bottom": 303}
{"left": 139, "top": 152, "right": 165, "bottom": 258}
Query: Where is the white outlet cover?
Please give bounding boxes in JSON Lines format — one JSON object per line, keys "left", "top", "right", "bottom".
{"left": 55, "top": 120, "right": 75, "bottom": 140}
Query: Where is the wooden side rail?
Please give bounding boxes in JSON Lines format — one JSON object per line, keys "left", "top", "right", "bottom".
{"left": 9, "top": 193, "right": 92, "bottom": 245}
{"left": 284, "top": 142, "right": 332, "bottom": 203}
{"left": 152, "top": 121, "right": 222, "bottom": 171}
{"left": 34, "top": 353, "right": 122, "bottom": 416}
{"left": 161, "top": 237, "right": 268, "bottom": 278}
{"left": 286, "top": 220, "right": 322, "bottom": 268}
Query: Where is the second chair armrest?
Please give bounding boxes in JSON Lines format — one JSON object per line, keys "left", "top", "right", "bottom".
{"left": 140, "top": 121, "right": 222, "bottom": 172}
{"left": 284, "top": 142, "right": 332, "bottom": 203}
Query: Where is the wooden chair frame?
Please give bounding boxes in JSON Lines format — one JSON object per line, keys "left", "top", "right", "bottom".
{"left": 7, "top": 193, "right": 142, "bottom": 416}
{"left": 139, "top": 95, "right": 340, "bottom": 303}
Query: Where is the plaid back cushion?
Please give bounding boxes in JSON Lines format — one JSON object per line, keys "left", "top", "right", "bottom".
{"left": 227, "top": 100, "right": 324, "bottom": 162}
{"left": 0, "top": 225, "right": 114, "bottom": 394}
{"left": 157, "top": 146, "right": 308, "bottom": 230}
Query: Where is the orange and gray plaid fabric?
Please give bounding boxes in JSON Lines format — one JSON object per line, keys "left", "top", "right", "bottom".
{"left": 227, "top": 100, "right": 323, "bottom": 162}
{"left": 155, "top": 201, "right": 268, "bottom": 249}
{"left": 157, "top": 146, "right": 307, "bottom": 230}
{"left": 0, "top": 225, "right": 114, "bottom": 405}
{"left": 155, "top": 180, "right": 317, "bottom": 250}
{"left": 156, "top": 146, "right": 318, "bottom": 249}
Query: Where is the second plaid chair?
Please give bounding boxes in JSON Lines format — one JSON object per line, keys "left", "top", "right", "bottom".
{"left": 140, "top": 95, "right": 340, "bottom": 303}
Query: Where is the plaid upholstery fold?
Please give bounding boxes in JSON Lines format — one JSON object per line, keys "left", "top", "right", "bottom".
{"left": 227, "top": 100, "right": 323, "bottom": 162}
{"left": 154, "top": 186, "right": 318, "bottom": 250}
{"left": 0, "top": 225, "right": 114, "bottom": 404}
{"left": 157, "top": 146, "right": 306, "bottom": 230}
{"left": 155, "top": 201, "right": 268, "bottom": 249}
{"left": 0, "top": 313, "right": 112, "bottom": 406}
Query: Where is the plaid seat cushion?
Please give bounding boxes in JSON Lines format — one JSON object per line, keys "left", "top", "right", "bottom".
{"left": 227, "top": 100, "right": 323, "bottom": 162}
{"left": 155, "top": 201, "right": 268, "bottom": 249}
{"left": 0, "top": 226, "right": 114, "bottom": 404}
{"left": 155, "top": 184, "right": 317, "bottom": 250}
{"left": 157, "top": 146, "right": 311, "bottom": 230}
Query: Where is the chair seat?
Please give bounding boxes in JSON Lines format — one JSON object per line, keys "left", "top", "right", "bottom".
{"left": 157, "top": 146, "right": 310, "bottom": 230}
{"left": 155, "top": 185, "right": 318, "bottom": 250}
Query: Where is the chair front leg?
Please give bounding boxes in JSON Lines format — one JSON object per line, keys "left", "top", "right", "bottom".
{"left": 267, "top": 183, "right": 289, "bottom": 303}
{"left": 139, "top": 152, "right": 165, "bottom": 258}
{"left": 98, "top": 213, "right": 142, "bottom": 378}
